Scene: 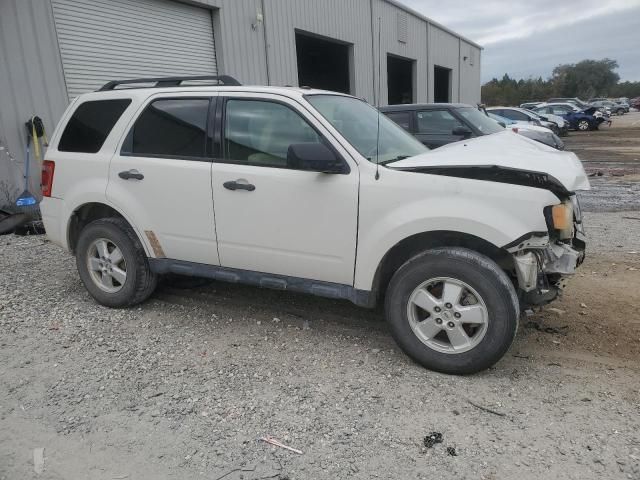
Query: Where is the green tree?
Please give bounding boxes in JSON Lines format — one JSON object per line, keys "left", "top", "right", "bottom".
{"left": 551, "top": 58, "right": 619, "bottom": 98}
{"left": 480, "top": 58, "right": 636, "bottom": 106}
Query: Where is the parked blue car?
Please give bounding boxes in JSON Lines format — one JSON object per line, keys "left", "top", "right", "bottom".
{"left": 532, "top": 104, "right": 607, "bottom": 131}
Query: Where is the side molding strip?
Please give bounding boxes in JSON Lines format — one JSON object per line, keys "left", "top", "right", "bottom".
{"left": 149, "top": 258, "right": 376, "bottom": 308}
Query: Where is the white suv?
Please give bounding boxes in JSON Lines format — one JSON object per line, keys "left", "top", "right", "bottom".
{"left": 41, "top": 76, "right": 590, "bottom": 374}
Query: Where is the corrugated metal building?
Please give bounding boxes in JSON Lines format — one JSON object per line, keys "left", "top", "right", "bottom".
{"left": 0, "top": 0, "right": 482, "bottom": 206}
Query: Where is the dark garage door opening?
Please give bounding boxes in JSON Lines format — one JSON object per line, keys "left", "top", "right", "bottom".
{"left": 387, "top": 54, "right": 414, "bottom": 105}
{"left": 434, "top": 65, "right": 452, "bottom": 103}
{"left": 295, "top": 32, "right": 351, "bottom": 94}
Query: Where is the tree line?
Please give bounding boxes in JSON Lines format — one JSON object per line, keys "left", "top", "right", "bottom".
{"left": 481, "top": 58, "right": 640, "bottom": 106}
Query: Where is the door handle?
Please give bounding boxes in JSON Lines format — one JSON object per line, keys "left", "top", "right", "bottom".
{"left": 223, "top": 180, "right": 255, "bottom": 192}
{"left": 119, "top": 169, "right": 144, "bottom": 180}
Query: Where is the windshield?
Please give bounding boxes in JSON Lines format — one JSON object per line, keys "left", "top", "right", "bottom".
{"left": 457, "top": 107, "right": 504, "bottom": 135}
{"left": 305, "top": 95, "right": 426, "bottom": 164}
{"left": 488, "top": 113, "right": 513, "bottom": 125}
{"left": 523, "top": 109, "right": 543, "bottom": 120}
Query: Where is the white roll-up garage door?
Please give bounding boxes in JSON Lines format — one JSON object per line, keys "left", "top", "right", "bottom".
{"left": 51, "top": 0, "right": 217, "bottom": 99}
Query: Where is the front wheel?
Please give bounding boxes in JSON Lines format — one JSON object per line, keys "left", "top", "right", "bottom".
{"left": 385, "top": 248, "right": 519, "bottom": 374}
{"left": 577, "top": 119, "right": 590, "bottom": 131}
{"left": 76, "top": 218, "right": 157, "bottom": 308}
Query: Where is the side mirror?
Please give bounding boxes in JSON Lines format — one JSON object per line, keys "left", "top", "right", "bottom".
{"left": 287, "top": 143, "right": 347, "bottom": 174}
{"left": 452, "top": 125, "right": 473, "bottom": 138}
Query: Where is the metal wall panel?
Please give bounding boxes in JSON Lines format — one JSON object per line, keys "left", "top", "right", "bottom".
{"left": 51, "top": 0, "right": 218, "bottom": 98}
{"left": 429, "top": 25, "right": 461, "bottom": 102}
{"left": 460, "top": 41, "right": 482, "bottom": 104}
{"left": 260, "top": 0, "right": 375, "bottom": 101}
{"left": 372, "top": 0, "right": 428, "bottom": 105}
{"left": 0, "top": 0, "right": 68, "bottom": 208}
{"left": 211, "top": 0, "right": 269, "bottom": 85}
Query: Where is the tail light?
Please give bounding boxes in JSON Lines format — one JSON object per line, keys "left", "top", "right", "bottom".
{"left": 511, "top": 127, "right": 519, "bottom": 134}
{"left": 41, "top": 160, "right": 55, "bottom": 197}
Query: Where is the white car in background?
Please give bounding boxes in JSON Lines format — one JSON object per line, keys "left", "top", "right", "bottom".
{"left": 486, "top": 107, "right": 567, "bottom": 136}
{"left": 488, "top": 113, "right": 564, "bottom": 150}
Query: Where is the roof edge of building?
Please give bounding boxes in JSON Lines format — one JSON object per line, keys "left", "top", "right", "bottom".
{"left": 383, "top": 0, "right": 484, "bottom": 50}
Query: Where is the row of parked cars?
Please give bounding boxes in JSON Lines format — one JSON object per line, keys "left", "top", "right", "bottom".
{"left": 523, "top": 97, "right": 632, "bottom": 116}
{"left": 381, "top": 103, "right": 567, "bottom": 150}
{"left": 381, "top": 95, "right": 637, "bottom": 152}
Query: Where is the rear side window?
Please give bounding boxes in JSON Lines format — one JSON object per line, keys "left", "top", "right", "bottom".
{"left": 58, "top": 99, "right": 131, "bottom": 153}
{"left": 124, "top": 98, "right": 211, "bottom": 158}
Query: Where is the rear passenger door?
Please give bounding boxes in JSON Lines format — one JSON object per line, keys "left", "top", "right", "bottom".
{"left": 414, "top": 109, "right": 466, "bottom": 148}
{"left": 107, "top": 93, "right": 219, "bottom": 265}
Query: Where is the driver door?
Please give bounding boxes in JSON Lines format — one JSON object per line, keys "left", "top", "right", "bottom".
{"left": 210, "top": 93, "right": 359, "bottom": 285}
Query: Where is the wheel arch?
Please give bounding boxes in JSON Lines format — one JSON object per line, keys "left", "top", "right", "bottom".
{"left": 67, "top": 201, "right": 151, "bottom": 256}
{"left": 368, "top": 230, "right": 515, "bottom": 306}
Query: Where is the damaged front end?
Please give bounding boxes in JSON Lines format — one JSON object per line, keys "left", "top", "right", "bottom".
{"left": 507, "top": 196, "right": 586, "bottom": 308}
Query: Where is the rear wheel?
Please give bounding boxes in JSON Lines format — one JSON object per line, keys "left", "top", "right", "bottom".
{"left": 76, "top": 218, "right": 157, "bottom": 307}
{"left": 385, "top": 248, "right": 519, "bottom": 374}
{"left": 617, "top": 108, "right": 625, "bottom": 115}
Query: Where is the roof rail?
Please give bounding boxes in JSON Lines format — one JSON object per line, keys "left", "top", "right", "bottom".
{"left": 97, "top": 75, "right": 242, "bottom": 91}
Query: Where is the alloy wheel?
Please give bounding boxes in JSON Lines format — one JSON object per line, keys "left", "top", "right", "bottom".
{"left": 578, "top": 120, "right": 590, "bottom": 131}
{"left": 406, "top": 277, "right": 489, "bottom": 354}
{"left": 87, "top": 238, "right": 127, "bottom": 293}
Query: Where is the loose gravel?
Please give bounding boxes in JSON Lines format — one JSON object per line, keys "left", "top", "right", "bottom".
{"left": 1, "top": 222, "right": 639, "bottom": 479}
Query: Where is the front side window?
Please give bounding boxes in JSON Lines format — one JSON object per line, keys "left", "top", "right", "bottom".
{"left": 223, "top": 99, "right": 323, "bottom": 168}
{"left": 416, "top": 110, "right": 464, "bottom": 134}
{"left": 384, "top": 111, "right": 412, "bottom": 131}
{"left": 59, "top": 99, "right": 131, "bottom": 153}
{"left": 306, "top": 94, "right": 426, "bottom": 163}
{"left": 125, "top": 98, "right": 210, "bottom": 158}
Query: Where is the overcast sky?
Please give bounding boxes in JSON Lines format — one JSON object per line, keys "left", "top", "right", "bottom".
{"left": 400, "top": 0, "right": 640, "bottom": 83}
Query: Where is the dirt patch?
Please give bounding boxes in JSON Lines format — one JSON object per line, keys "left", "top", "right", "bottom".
{"left": 564, "top": 112, "right": 640, "bottom": 212}
{"left": 564, "top": 111, "right": 640, "bottom": 175}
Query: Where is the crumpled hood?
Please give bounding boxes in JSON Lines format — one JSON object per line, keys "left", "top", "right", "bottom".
{"left": 388, "top": 131, "right": 591, "bottom": 192}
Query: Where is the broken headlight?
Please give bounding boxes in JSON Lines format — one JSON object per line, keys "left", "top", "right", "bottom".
{"left": 545, "top": 201, "right": 574, "bottom": 240}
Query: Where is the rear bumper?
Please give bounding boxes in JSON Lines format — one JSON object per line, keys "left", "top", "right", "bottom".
{"left": 40, "top": 197, "right": 68, "bottom": 250}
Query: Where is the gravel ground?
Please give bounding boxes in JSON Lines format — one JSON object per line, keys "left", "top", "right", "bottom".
{"left": 1, "top": 210, "right": 640, "bottom": 480}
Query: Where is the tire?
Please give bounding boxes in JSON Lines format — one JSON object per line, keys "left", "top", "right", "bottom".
{"left": 617, "top": 108, "right": 625, "bottom": 116}
{"left": 577, "top": 119, "right": 590, "bottom": 131}
{"left": 76, "top": 218, "right": 157, "bottom": 308}
{"left": 385, "top": 248, "right": 519, "bottom": 375}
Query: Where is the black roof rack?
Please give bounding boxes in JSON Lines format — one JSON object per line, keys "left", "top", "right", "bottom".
{"left": 97, "top": 75, "right": 242, "bottom": 91}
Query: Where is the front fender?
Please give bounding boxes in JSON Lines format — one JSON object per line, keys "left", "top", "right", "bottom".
{"left": 354, "top": 174, "right": 558, "bottom": 291}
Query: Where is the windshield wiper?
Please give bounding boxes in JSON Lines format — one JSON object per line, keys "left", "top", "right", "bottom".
{"left": 379, "top": 155, "right": 411, "bottom": 166}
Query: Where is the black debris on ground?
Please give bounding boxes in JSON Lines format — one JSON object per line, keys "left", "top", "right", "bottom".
{"left": 525, "top": 320, "right": 569, "bottom": 335}
{"left": 446, "top": 447, "right": 457, "bottom": 457}
{"left": 423, "top": 432, "right": 443, "bottom": 449}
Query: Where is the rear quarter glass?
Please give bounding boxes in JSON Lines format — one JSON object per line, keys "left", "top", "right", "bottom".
{"left": 58, "top": 99, "right": 132, "bottom": 153}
